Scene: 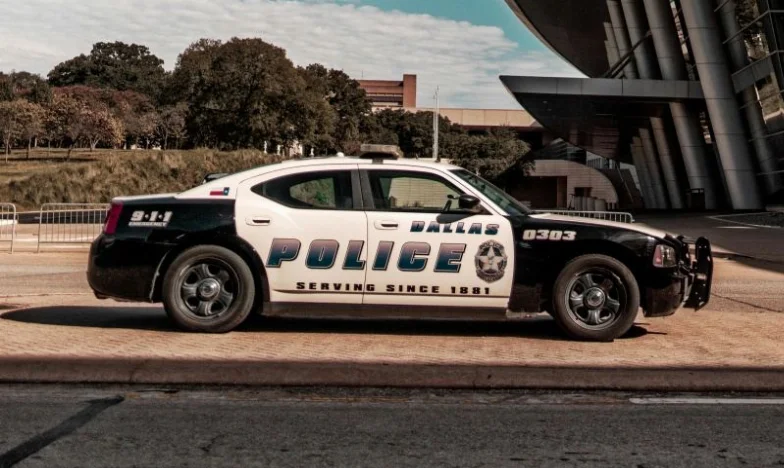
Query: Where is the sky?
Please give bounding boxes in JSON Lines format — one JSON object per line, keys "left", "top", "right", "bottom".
{"left": 0, "top": 0, "right": 582, "bottom": 109}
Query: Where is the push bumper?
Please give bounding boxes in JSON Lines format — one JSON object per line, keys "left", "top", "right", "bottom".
{"left": 683, "top": 237, "right": 713, "bottom": 310}
{"left": 644, "top": 236, "right": 713, "bottom": 317}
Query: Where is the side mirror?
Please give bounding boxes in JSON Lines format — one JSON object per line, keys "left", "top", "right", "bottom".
{"left": 458, "top": 194, "right": 481, "bottom": 211}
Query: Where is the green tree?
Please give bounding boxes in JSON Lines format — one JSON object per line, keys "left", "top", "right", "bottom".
{"left": 126, "top": 110, "right": 159, "bottom": 149}
{"left": 443, "top": 128, "right": 532, "bottom": 181}
{"left": 43, "top": 94, "right": 71, "bottom": 155}
{"left": 0, "top": 99, "right": 45, "bottom": 159}
{"left": 8, "top": 72, "right": 52, "bottom": 104}
{"left": 298, "top": 64, "right": 337, "bottom": 153}
{"left": 0, "top": 74, "right": 13, "bottom": 102}
{"left": 0, "top": 100, "right": 23, "bottom": 159}
{"left": 103, "top": 89, "right": 156, "bottom": 147}
{"left": 361, "top": 109, "right": 462, "bottom": 159}
{"left": 186, "top": 37, "right": 316, "bottom": 152}
{"left": 158, "top": 103, "right": 188, "bottom": 149}
{"left": 47, "top": 91, "right": 88, "bottom": 159}
{"left": 80, "top": 107, "right": 124, "bottom": 151}
{"left": 48, "top": 42, "right": 166, "bottom": 99}
{"left": 15, "top": 100, "right": 45, "bottom": 158}
{"left": 163, "top": 39, "right": 223, "bottom": 106}
{"left": 52, "top": 86, "right": 154, "bottom": 148}
{"left": 301, "top": 64, "right": 371, "bottom": 152}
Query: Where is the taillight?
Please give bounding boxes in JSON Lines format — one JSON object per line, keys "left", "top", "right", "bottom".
{"left": 104, "top": 202, "right": 123, "bottom": 235}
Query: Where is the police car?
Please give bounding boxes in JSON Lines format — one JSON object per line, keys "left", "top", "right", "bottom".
{"left": 87, "top": 147, "right": 713, "bottom": 342}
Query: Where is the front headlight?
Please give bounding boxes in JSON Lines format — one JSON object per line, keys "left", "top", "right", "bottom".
{"left": 653, "top": 244, "right": 677, "bottom": 268}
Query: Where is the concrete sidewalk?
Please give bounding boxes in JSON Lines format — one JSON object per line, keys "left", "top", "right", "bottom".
{"left": 1, "top": 251, "right": 784, "bottom": 391}
{"left": 1, "top": 295, "right": 784, "bottom": 390}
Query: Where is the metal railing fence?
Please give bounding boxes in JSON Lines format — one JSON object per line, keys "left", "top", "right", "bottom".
{"left": 0, "top": 203, "right": 17, "bottom": 253}
{"left": 533, "top": 210, "right": 635, "bottom": 224}
{"left": 37, "top": 203, "right": 109, "bottom": 252}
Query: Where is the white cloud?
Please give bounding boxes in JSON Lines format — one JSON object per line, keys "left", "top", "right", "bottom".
{"left": 0, "top": 0, "right": 582, "bottom": 108}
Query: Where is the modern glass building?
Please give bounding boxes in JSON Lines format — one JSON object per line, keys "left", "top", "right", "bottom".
{"left": 501, "top": 0, "right": 784, "bottom": 210}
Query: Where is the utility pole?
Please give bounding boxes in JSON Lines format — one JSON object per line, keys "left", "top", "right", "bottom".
{"left": 433, "top": 86, "right": 440, "bottom": 162}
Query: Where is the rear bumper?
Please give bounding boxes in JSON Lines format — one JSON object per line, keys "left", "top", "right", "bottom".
{"left": 87, "top": 235, "right": 168, "bottom": 302}
{"left": 644, "top": 237, "right": 713, "bottom": 317}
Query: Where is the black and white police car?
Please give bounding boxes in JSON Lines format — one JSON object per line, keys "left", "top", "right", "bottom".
{"left": 88, "top": 148, "right": 713, "bottom": 342}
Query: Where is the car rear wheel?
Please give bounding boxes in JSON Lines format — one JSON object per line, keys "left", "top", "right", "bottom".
{"left": 162, "top": 245, "right": 255, "bottom": 333}
{"left": 551, "top": 254, "right": 640, "bottom": 342}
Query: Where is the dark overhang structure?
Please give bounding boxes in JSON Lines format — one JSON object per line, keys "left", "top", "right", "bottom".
{"left": 502, "top": 0, "right": 782, "bottom": 210}
{"left": 500, "top": 76, "right": 704, "bottom": 163}
{"left": 504, "top": 0, "right": 610, "bottom": 77}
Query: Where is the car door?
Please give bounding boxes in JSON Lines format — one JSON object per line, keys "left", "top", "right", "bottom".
{"left": 361, "top": 166, "right": 515, "bottom": 310}
{"left": 235, "top": 164, "right": 368, "bottom": 306}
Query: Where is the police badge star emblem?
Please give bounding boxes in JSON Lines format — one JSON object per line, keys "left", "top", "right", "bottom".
{"left": 475, "top": 240, "right": 508, "bottom": 283}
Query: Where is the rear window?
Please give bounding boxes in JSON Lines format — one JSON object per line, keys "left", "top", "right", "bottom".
{"left": 252, "top": 171, "right": 354, "bottom": 210}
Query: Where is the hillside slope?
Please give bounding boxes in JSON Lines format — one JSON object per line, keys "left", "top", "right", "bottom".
{"left": 0, "top": 150, "right": 283, "bottom": 210}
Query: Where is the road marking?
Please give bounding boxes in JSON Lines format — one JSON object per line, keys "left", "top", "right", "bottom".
{"left": 715, "top": 226, "right": 756, "bottom": 230}
{"left": 0, "top": 396, "right": 123, "bottom": 467}
{"left": 708, "top": 215, "right": 782, "bottom": 229}
{"left": 631, "top": 397, "right": 784, "bottom": 405}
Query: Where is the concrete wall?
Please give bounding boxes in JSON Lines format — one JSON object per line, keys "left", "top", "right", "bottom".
{"left": 410, "top": 107, "right": 539, "bottom": 129}
{"left": 529, "top": 159, "right": 620, "bottom": 206}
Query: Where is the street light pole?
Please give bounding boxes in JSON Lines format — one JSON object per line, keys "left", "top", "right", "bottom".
{"left": 433, "top": 86, "right": 440, "bottom": 162}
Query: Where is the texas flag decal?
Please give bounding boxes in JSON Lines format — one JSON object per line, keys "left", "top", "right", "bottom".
{"left": 210, "top": 187, "right": 230, "bottom": 196}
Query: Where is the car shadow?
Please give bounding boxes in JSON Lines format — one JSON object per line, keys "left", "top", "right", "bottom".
{"left": 0, "top": 306, "right": 653, "bottom": 342}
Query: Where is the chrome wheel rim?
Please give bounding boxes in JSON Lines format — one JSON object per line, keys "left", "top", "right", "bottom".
{"left": 564, "top": 268, "right": 626, "bottom": 330}
{"left": 179, "top": 261, "right": 237, "bottom": 319}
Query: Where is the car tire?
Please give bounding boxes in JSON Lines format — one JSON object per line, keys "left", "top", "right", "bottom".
{"left": 162, "top": 245, "right": 256, "bottom": 333}
{"left": 551, "top": 254, "right": 640, "bottom": 342}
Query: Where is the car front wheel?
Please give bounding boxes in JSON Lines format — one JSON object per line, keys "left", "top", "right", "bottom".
{"left": 551, "top": 254, "right": 640, "bottom": 342}
{"left": 162, "top": 245, "right": 256, "bottom": 333}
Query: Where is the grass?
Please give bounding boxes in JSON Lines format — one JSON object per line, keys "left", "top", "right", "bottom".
{"left": 0, "top": 148, "right": 285, "bottom": 211}
{"left": 0, "top": 149, "right": 98, "bottom": 186}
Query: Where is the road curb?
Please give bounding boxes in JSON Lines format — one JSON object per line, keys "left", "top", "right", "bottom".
{"left": 2, "top": 357, "right": 784, "bottom": 391}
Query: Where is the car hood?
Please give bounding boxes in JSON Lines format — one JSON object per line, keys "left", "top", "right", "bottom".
{"left": 530, "top": 213, "right": 674, "bottom": 240}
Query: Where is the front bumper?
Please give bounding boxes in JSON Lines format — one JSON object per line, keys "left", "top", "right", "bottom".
{"left": 644, "top": 236, "right": 713, "bottom": 317}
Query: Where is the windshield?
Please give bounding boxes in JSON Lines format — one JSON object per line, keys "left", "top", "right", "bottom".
{"left": 451, "top": 169, "right": 531, "bottom": 216}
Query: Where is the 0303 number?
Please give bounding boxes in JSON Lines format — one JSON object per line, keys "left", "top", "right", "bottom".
{"left": 523, "top": 229, "right": 577, "bottom": 241}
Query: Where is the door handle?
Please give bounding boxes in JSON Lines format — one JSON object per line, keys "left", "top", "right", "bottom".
{"left": 374, "top": 220, "right": 399, "bottom": 230}
{"left": 246, "top": 217, "right": 271, "bottom": 226}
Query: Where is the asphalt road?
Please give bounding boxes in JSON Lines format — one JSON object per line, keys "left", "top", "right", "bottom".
{"left": 638, "top": 213, "right": 784, "bottom": 263}
{"left": 1, "top": 386, "right": 783, "bottom": 467}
